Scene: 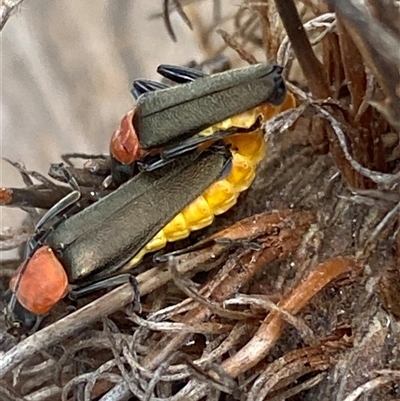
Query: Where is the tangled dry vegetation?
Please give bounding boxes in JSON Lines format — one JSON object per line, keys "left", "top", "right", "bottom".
{"left": 1, "top": 0, "right": 400, "bottom": 400}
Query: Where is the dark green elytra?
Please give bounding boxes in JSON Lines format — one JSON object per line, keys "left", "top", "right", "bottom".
{"left": 134, "top": 64, "right": 286, "bottom": 149}
{"left": 46, "top": 149, "right": 230, "bottom": 281}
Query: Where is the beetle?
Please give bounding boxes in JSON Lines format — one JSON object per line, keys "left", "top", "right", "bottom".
{"left": 109, "top": 63, "right": 293, "bottom": 182}
{"left": 5, "top": 147, "right": 233, "bottom": 327}
{"left": 135, "top": 63, "right": 286, "bottom": 148}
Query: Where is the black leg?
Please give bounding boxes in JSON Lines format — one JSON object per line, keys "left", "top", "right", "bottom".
{"left": 69, "top": 273, "right": 141, "bottom": 311}
{"left": 131, "top": 79, "right": 168, "bottom": 99}
{"left": 160, "top": 127, "right": 239, "bottom": 161}
{"left": 157, "top": 64, "right": 206, "bottom": 83}
{"left": 154, "top": 237, "right": 261, "bottom": 263}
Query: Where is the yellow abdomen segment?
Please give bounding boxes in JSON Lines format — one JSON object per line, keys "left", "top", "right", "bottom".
{"left": 128, "top": 93, "right": 296, "bottom": 267}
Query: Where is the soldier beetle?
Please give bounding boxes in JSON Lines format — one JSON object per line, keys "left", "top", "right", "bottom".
{"left": 5, "top": 148, "right": 232, "bottom": 327}
{"left": 109, "top": 63, "right": 292, "bottom": 181}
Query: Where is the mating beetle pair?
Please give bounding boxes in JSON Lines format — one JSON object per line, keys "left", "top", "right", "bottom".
{"left": 5, "top": 62, "right": 295, "bottom": 328}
